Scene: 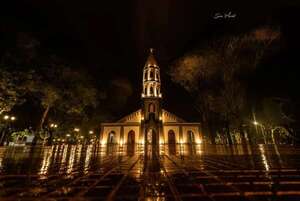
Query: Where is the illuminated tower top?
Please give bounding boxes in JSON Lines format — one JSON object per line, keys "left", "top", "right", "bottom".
{"left": 141, "top": 48, "right": 162, "bottom": 98}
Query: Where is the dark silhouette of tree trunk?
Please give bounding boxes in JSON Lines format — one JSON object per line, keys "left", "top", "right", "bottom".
{"left": 39, "top": 105, "right": 50, "bottom": 131}
{"left": 32, "top": 105, "right": 50, "bottom": 146}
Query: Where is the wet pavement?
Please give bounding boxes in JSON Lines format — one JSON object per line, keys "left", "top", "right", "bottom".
{"left": 1, "top": 144, "right": 300, "bottom": 201}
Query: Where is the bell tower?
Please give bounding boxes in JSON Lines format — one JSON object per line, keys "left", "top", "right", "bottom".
{"left": 141, "top": 48, "right": 162, "bottom": 157}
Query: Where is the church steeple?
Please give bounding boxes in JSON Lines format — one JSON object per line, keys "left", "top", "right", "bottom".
{"left": 141, "top": 48, "right": 162, "bottom": 98}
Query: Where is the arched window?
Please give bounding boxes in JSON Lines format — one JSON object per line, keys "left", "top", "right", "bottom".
{"left": 144, "top": 71, "right": 148, "bottom": 80}
{"left": 150, "top": 86, "right": 153, "bottom": 95}
{"left": 127, "top": 130, "right": 135, "bottom": 144}
{"left": 107, "top": 131, "right": 116, "bottom": 144}
{"left": 150, "top": 70, "right": 154, "bottom": 79}
{"left": 144, "top": 87, "right": 147, "bottom": 94}
{"left": 187, "top": 130, "right": 195, "bottom": 144}
{"left": 168, "top": 130, "right": 176, "bottom": 144}
{"left": 149, "top": 103, "right": 155, "bottom": 113}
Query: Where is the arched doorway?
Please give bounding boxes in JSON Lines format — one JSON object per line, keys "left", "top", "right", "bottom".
{"left": 127, "top": 130, "right": 135, "bottom": 155}
{"left": 187, "top": 130, "right": 195, "bottom": 144}
{"left": 146, "top": 129, "right": 153, "bottom": 144}
{"left": 168, "top": 130, "right": 176, "bottom": 155}
{"left": 107, "top": 131, "right": 116, "bottom": 144}
{"left": 145, "top": 128, "right": 159, "bottom": 161}
{"left": 187, "top": 130, "right": 196, "bottom": 155}
{"left": 168, "top": 130, "right": 176, "bottom": 144}
{"left": 127, "top": 130, "right": 135, "bottom": 144}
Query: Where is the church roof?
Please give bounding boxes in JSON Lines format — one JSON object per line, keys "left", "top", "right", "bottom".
{"left": 115, "top": 108, "right": 188, "bottom": 124}
{"left": 144, "top": 48, "right": 158, "bottom": 67}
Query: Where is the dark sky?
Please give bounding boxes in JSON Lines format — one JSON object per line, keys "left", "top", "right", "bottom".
{"left": 1, "top": 0, "right": 300, "bottom": 122}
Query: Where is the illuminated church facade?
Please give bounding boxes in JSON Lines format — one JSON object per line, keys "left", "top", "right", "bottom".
{"left": 100, "top": 49, "right": 202, "bottom": 146}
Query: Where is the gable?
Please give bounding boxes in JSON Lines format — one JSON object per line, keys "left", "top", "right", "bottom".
{"left": 162, "top": 109, "right": 186, "bottom": 123}
{"left": 117, "top": 109, "right": 142, "bottom": 123}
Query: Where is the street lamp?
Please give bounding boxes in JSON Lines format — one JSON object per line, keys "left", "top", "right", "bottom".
{"left": 253, "top": 121, "right": 267, "bottom": 144}
{"left": 50, "top": 123, "right": 58, "bottom": 128}
{"left": 1, "top": 115, "right": 16, "bottom": 145}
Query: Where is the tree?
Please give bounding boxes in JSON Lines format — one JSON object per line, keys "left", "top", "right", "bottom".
{"left": 0, "top": 68, "right": 28, "bottom": 114}
{"left": 25, "top": 60, "right": 98, "bottom": 144}
{"left": 169, "top": 27, "right": 280, "bottom": 144}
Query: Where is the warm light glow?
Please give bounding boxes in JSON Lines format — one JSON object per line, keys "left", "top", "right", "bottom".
{"left": 80, "top": 135, "right": 84, "bottom": 139}
{"left": 259, "top": 144, "right": 269, "bottom": 171}
{"left": 253, "top": 121, "right": 259, "bottom": 125}
{"left": 10, "top": 116, "right": 16, "bottom": 121}
{"left": 3, "top": 115, "right": 9, "bottom": 120}
{"left": 50, "top": 123, "right": 58, "bottom": 128}
{"left": 66, "top": 134, "right": 70, "bottom": 137}
{"left": 89, "top": 130, "right": 94, "bottom": 134}
{"left": 74, "top": 128, "right": 80, "bottom": 132}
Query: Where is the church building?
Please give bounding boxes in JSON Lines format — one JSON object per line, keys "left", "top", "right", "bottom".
{"left": 100, "top": 49, "right": 202, "bottom": 147}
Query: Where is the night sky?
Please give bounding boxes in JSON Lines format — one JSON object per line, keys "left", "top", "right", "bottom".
{"left": 1, "top": 0, "right": 300, "bottom": 122}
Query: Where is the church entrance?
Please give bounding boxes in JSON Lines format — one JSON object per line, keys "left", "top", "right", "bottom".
{"left": 107, "top": 131, "right": 116, "bottom": 144}
{"left": 127, "top": 130, "right": 135, "bottom": 154}
{"left": 127, "top": 130, "right": 135, "bottom": 144}
{"left": 145, "top": 128, "right": 159, "bottom": 154}
{"left": 146, "top": 128, "right": 157, "bottom": 145}
{"left": 168, "top": 130, "right": 176, "bottom": 155}
{"left": 187, "top": 130, "right": 195, "bottom": 144}
{"left": 168, "top": 130, "right": 176, "bottom": 144}
{"left": 187, "top": 130, "right": 196, "bottom": 155}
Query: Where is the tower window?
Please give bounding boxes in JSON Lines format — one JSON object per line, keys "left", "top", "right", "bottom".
{"left": 150, "top": 86, "right": 153, "bottom": 95}
{"left": 144, "top": 71, "right": 148, "bottom": 80}
{"left": 150, "top": 71, "right": 154, "bottom": 79}
{"left": 149, "top": 103, "right": 155, "bottom": 113}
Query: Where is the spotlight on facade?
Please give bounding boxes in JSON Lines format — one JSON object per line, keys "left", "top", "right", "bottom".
{"left": 253, "top": 121, "right": 259, "bottom": 125}
{"left": 89, "top": 130, "right": 94, "bottom": 134}
{"left": 74, "top": 128, "right": 80, "bottom": 132}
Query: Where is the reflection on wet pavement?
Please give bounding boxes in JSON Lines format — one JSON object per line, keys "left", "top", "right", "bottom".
{"left": 1, "top": 144, "right": 300, "bottom": 200}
